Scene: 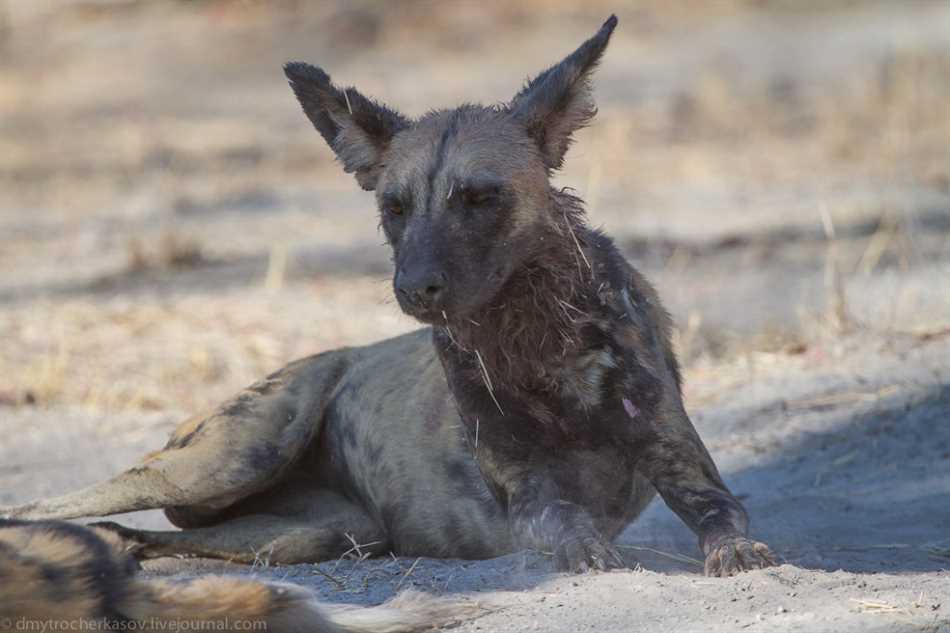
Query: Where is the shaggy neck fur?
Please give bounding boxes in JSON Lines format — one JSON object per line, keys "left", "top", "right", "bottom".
{"left": 439, "top": 188, "right": 599, "bottom": 393}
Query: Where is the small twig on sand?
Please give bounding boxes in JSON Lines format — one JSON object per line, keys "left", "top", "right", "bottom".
{"left": 830, "top": 543, "right": 950, "bottom": 563}
{"left": 925, "top": 546, "right": 950, "bottom": 560}
{"left": 332, "top": 533, "right": 382, "bottom": 576}
{"left": 828, "top": 543, "right": 912, "bottom": 552}
{"left": 442, "top": 569, "right": 458, "bottom": 592}
{"left": 616, "top": 545, "right": 703, "bottom": 567}
{"left": 395, "top": 557, "right": 422, "bottom": 590}
{"left": 850, "top": 599, "right": 906, "bottom": 614}
{"left": 311, "top": 565, "right": 347, "bottom": 590}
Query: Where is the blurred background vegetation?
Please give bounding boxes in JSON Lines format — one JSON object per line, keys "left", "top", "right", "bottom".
{"left": 1, "top": 0, "right": 948, "bottom": 414}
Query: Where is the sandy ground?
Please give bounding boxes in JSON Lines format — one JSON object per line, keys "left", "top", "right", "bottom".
{"left": 2, "top": 330, "right": 950, "bottom": 632}
{"left": 1, "top": 1, "right": 949, "bottom": 631}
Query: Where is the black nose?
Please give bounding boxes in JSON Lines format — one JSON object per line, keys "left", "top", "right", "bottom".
{"left": 396, "top": 269, "right": 448, "bottom": 311}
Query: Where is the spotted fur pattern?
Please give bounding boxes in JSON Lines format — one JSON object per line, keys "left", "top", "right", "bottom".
{"left": 1, "top": 15, "right": 776, "bottom": 579}
{"left": 0, "top": 519, "right": 482, "bottom": 632}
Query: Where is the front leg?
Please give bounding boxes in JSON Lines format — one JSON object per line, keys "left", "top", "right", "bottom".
{"left": 635, "top": 400, "right": 777, "bottom": 576}
{"left": 614, "top": 281, "right": 776, "bottom": 575}
{"left": 509, "top": 476, "right": 626, "bottom": 573}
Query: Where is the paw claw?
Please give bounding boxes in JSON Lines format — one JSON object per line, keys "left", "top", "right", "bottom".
{"left": 555, "top": 533, "right": 626, "bottom": 573}
{"left": 704, "top": 537, "right": 776, "bottom": 577}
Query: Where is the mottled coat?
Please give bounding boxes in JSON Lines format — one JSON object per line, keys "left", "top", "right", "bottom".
{"left": 2, "top": 16, "right": 775, "bottom": 577}
{"left": 0, "top": 518, "right": 478, "bottom": 631}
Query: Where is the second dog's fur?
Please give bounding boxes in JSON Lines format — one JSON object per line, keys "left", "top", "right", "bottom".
{"left": 0, "top": 519, "right": 481, "bottom": 632}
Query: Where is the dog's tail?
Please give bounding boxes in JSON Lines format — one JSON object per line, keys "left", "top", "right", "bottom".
{"left": 125, "top": 577, "right": 482, "bottom": 633}
{"left": 319, "top": 590, "right": 488, "bottom": 633}
{"left": 0, "top": 519, "right": 485, "bottom": 633}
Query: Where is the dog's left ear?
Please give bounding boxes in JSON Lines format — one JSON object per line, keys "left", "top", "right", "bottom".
{"left": 284, "top": 62, "right": 409, "bottom": 191}
{"left": 510, "top": 15, "right": 617, "bottom": 170}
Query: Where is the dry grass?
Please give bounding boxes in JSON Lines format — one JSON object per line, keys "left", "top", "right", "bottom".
{"left": 615, "top": 545, "right": 703, "bottom": 568}
{"left": 0, "top": 278, "right": 413, "bottom": 413}
{"left": 394, "top": 557, "right": 422, "bottom": 591}
{"left": 127, "top": 230, "right": 206, "bottom": 272}
{"left": 0, "top": 1, "right": 947, "bottom": 417}
{"left": 474, "top": 349, "right": 505, "bottom": 415}
{"left": 850, "top": 593, "right": 939, "bottom": 617}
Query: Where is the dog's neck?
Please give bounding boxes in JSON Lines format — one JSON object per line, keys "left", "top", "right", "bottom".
{"left": 438, "top": 189, "right": 599, "bottom": 393}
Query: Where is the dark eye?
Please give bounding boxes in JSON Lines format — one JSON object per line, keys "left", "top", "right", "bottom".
{"left": 460, "top": 187, "right": 496, "bottom": 208}
{"left": 386, "top": 203, "right": 404, "bottom": 217}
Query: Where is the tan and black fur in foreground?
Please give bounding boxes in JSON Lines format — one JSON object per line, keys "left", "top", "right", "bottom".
{"left": 0, "top": 519, "right": 481, "bottom": 632}
{"left": 2, "top": 16, "right": 777, "bottom": 580}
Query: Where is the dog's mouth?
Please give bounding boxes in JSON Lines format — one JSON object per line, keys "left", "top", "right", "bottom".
{"left": 390, "top": 262, "right": 516, "bottom": 330}
{"left": 393, "top": 268, "right": 509, "bottom": 326}
{"left": 397, "top": 300, "right": 444, "bottom": 324}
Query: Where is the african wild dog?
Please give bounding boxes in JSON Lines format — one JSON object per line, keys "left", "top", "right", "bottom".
{"left": 0, "top": 518, "right": 480, "bottom": 631}
{"left": 1, "top": 15, "right": 776, "bottom": 577}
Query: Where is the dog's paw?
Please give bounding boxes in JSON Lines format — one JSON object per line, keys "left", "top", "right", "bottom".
{"left": 555, "top": 532, "right": 626, "bottom": 573}
{"left": 704, "top": 537, "right": 777, "bottom": 577}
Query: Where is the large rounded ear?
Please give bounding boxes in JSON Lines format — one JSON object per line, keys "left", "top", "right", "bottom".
{"left": 509, "top": 15, "right": 617, "bottom": 170}
{"left": 284, "top": 62, "right": 409, "bottom": 191}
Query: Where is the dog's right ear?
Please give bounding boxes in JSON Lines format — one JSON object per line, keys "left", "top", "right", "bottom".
{"left": 284, "top": 62, "right": 409, "bottom": 191}
{"left": 509, "top": 15, "right": 617, "bottom": 171}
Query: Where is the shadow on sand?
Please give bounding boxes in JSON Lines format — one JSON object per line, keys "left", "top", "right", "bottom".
{"left": 626, "top": 382, "right": 950, "bottom": 575}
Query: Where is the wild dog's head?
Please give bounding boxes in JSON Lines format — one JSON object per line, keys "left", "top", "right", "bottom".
{"left": 286, "top": 16, "right": 616, "bottom": 324}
